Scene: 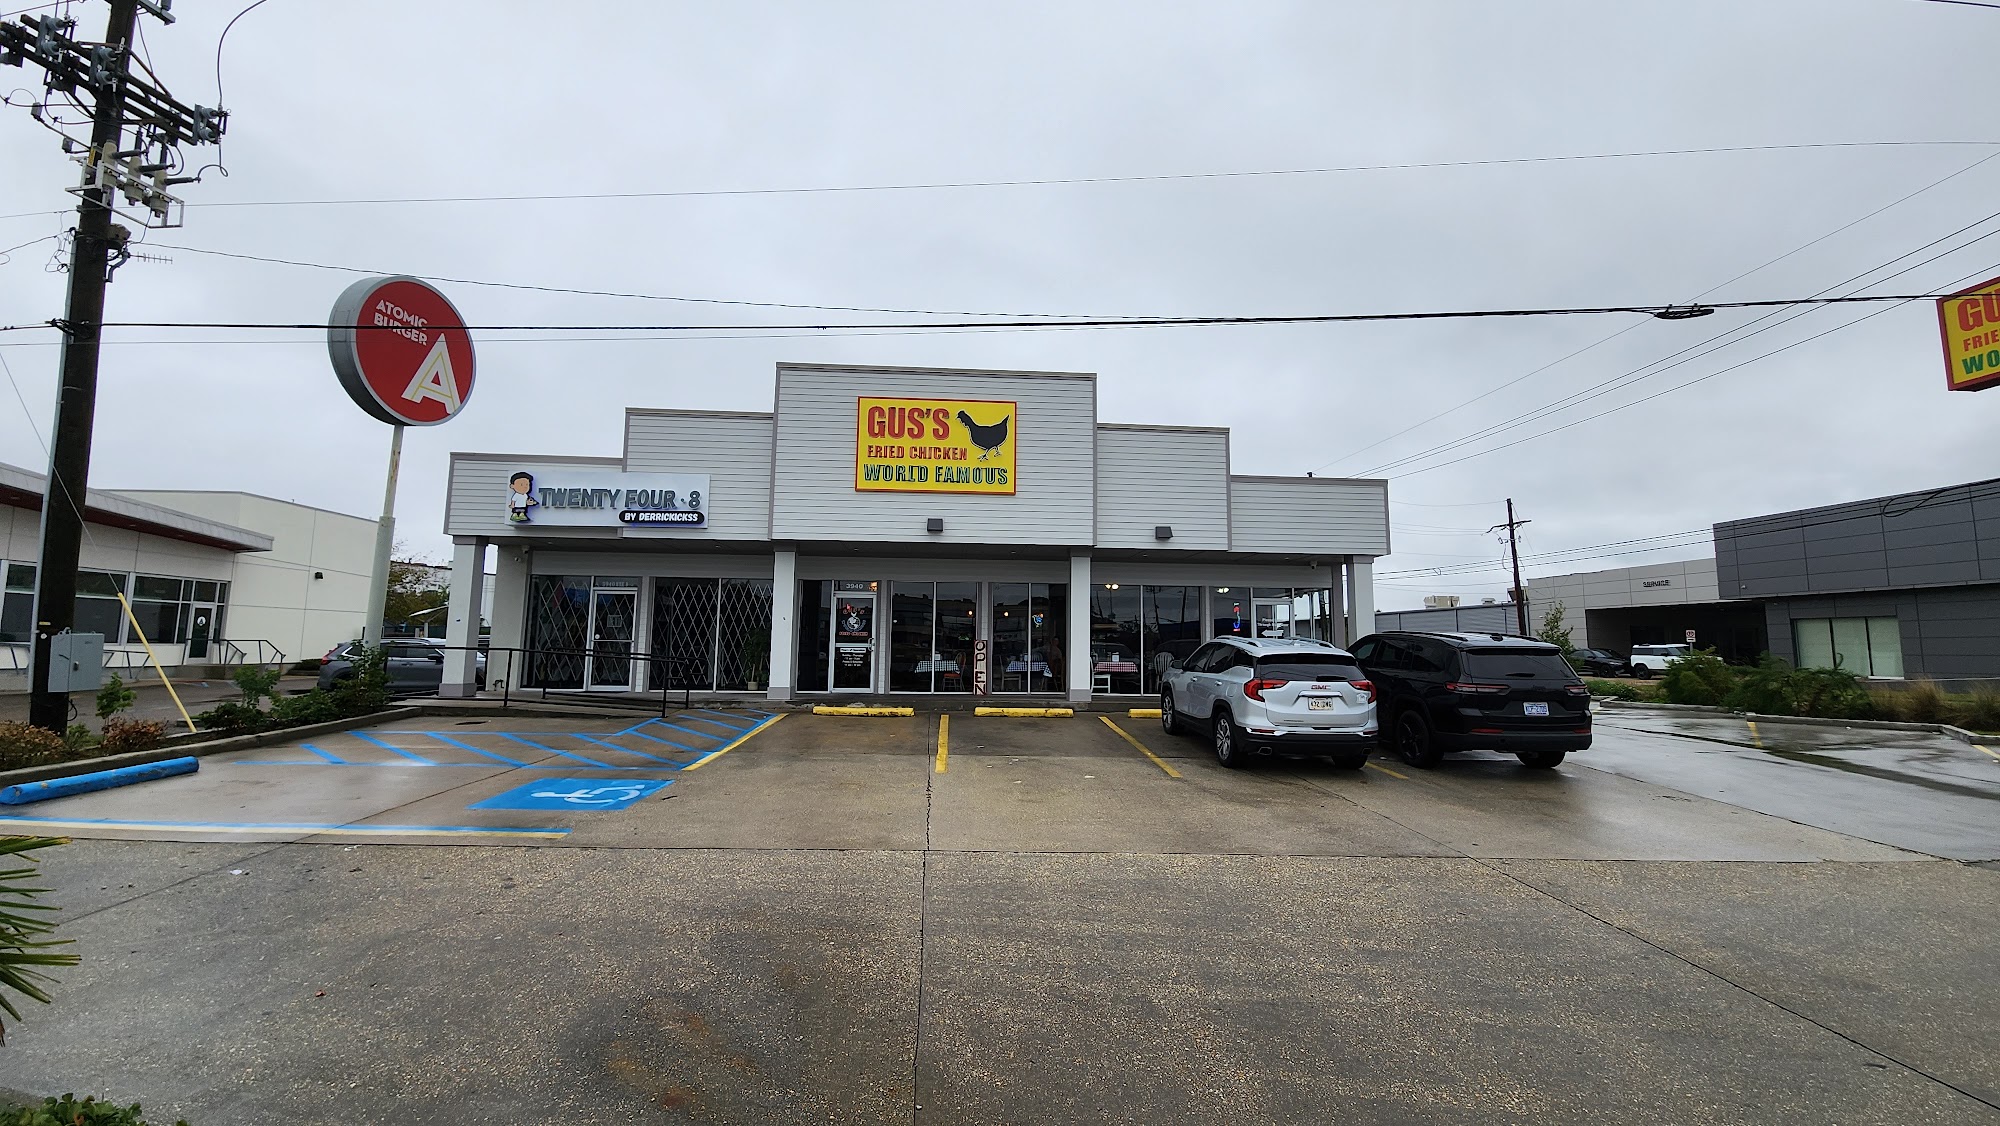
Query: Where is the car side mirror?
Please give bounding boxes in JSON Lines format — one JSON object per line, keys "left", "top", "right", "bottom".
{"left": 1167, "top": 658, "right": 1184, "bottom": 670}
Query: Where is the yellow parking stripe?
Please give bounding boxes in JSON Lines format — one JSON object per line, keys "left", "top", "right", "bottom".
{"left": 1974, "top": 744, "right": 1999, "bottom": 762}
{"left": 683, "top": 712, "right": 786, "bottom": 770}
{"left": 1747, "top": 720, "right": 1764, "bottom": 749}
{"left": 935, "top": 714, "right": 949, "bottom": 774}
{"left": 1099, "top": 716, "right": 1181, "bottom": 778}
{"left": 1366, "top": 761, "right": 1409, "bottom": 780}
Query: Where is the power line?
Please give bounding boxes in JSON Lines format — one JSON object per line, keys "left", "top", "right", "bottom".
{"left": 1356, "top": 209, "right": 2000, "bottom": 478}
{"left": 0, "top": 291, "right": 1974, "bottom": 337}
{"left": 144, "top": 243, "right": 1158, "bottom": 320}
{"left": 146, "top": 141, "right": 2000, "bottom": 211}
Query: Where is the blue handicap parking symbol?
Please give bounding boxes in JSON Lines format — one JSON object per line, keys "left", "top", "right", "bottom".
{"left": 469, "top": 777, "right": 672, "bottom": 812}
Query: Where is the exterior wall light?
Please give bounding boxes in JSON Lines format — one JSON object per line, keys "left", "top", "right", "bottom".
{"left": 1155, "top": 525, "right": 1173, "bottom": 540}
{"left": 926, "top": 518, "right": 944, "bottom": 533}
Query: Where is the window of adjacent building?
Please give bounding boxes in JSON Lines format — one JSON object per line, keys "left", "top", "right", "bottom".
{"left": 1, "top": 566, "right": 223, "bottom": 648}
{"left": 1793, "top": 616, "right": 1903, "bottom": 678}
{"left": 1086, "top": 584, "right": 1202, "bottom": 695}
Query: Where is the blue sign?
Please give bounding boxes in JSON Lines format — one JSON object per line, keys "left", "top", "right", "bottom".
{"left": 469, "top": 778, "right": 671, "bottom": 811}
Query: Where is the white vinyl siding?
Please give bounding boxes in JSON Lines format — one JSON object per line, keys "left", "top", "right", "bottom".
{"left": 1095, "top": 426, "right": 1229, "bottom": 550}
{"left": 1228, "top": 477, "right": 1390, "bottom": 556}
{"left": 444, "top": 454, "right": 623, "bottom": 540}
{"left": 770, "top": 365, "right": 1096, "bottom": 545}
{"left": 623, "top": 411, "right": 774, "bottom": 541}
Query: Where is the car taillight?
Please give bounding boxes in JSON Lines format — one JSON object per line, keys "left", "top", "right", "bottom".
{"left": 1244, "top": 677, "right": 1288, "bottom": 700}
{"left": 1445, "top": 682, "right": 1509, "bottom": 695}
{"left": 1350, "top": 678, "right": 1377, "bottom": 703}
{"left": 1565, "top": 683, "right": 1589, "bottom": 696}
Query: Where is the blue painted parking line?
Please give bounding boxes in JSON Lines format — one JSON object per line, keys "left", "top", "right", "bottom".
{"left": 350, "top": 731, "right": 437, "bottom": 765}
{"left": 570, "top": 733, "right": 691, "bottom": 767}
{"left": 685, "top": 710, "right": 757, "bottom": 730}
{"left": 640, "top": 718, "right": 742, "bottom": 744}
{"left": 621, "top": 723, "right": 710, "bottom": 752}
{"left": 301, "top": 743, "right": 347, "bottom": 765}
{"left": 0, "top": 814, "right": 570, "bottom": 839}
{"left": 495, "top": 732, "right": 615, "bottom": 768}
{"left": 421, "top": 732, "right": 530, "bottom": 767}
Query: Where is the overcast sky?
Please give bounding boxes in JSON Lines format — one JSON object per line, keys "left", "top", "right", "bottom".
{"left": 2, "top": 0, "right": 1995, "bottom": 609}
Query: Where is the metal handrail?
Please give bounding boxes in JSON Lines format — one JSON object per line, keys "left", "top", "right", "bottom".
{"left": 208, "top": 638, "right": 285, "bottom": 667}
{"left": 407, "top": 643, "right": 729, "bottom": 717}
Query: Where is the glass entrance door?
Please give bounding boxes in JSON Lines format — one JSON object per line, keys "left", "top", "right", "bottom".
{"left": 1252, "top": 598, "right": 1292, "bottom": 639}
{"left": 588, "top": 590, "right": 636, "bottom": 689}
{"left": 831, "top": 591, "right": 876, "bottom": 691}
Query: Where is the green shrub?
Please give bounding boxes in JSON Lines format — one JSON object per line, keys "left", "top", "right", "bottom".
{"left": 93, "top": 675, "right": 136, "bottom": 722}
{"left": 0, "top": 1094, "right": 185, "bottom": 1126}
{"left": 0, "top": 725, "right": 68, "bottom": 772}
{"left": 230, "top": 665, "right": 282, "bottom": 707}
{"left": 329, "top": 646, "right": 389, "bottom": 718}
{"left": 1661, "top": 649, "right": 1736, "bottom": 706}
{"left": 1874, "top": 679, "right": 1950, "bottom": 723}
{"left": 268, "top": 689, "right": 339, "bottom": 728}
{"left": 191, "top": 701, "right": 263, "bottom": 736}
{"left": 1957, "top": 688, "right": 2000, "bottom": 732}
{"left": 1726, "top": 656, "right": 1872, "bottom": 719}
{"left": 98, "top": 720, "right": 164, "bottom": 757}
{"left": 1586, "top": 679, "right": 1640, "bottom": 701}
{"left": 60, "top": 727, "right": 97, "bottom": 759}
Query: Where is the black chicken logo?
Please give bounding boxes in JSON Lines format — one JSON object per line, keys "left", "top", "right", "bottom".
{"left": 955, "top": 410, "right": 1010, "bottom": 460}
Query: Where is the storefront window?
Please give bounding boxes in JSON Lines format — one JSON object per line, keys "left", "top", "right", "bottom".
{"left": 1, "top": 564, "right": 34, "bottom": 644}
{"left": 889, "top": 582, "right": 977, "bottom": 693}
{"left": 1212, "top": 588, "right": 1249, "bottom": 638}
{"left": 650, "top": 579, "right": 718, "bottom": 690}
{"left": 1143, "top": 586, "right": 1201, "bottom": 693}
{"left": 1089, "top": 585, "right": 1142, "bottom": 694}
{"left": 525, "top": 575, "right": 590, "bottom": 688}
{"left": 1794, "top": 616, "right": 1903, "bottom": 677}
{"left": 991, "top": 582, "right": 1065, "bottom": 693}
{"left": 716, "top": 579, "right": 774, "bottom": 691}
{"left": 797, "top": 580, "right": 830, "bottom": 693}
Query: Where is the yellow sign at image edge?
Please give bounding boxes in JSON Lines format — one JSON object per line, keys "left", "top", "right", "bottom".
{"left": 1936, "top": 274, "right": 2000, "bottom": 392}
{"left": 854, "top": 396, "right": 1017, "bottom": 494}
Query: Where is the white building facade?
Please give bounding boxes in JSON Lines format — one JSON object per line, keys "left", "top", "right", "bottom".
{"left": 441, "top": 363, "right": 1390, "bottom": 703}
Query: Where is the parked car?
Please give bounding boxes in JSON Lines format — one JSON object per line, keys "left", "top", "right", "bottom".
{"left": 1159, "top": 636, "right": 1377, "bottom": 770}
{"left": 1567, "top": 647, "right": 1630, "bottom": 677}
{"left": 317, "top": 639, "right": 485, "bottom": 696}
{"left": 1627, "top": 643, "right": 1693, "bottom": 678}
{"left": 1349, "top": 631, "right": 1591, "bottom": 770}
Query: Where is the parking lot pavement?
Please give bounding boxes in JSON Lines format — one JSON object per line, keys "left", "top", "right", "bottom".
{"left": 0, "top": 708, "right": 1995, "bottom": 1123}
{"left": 1589, "top": 712, "right": 2000, "bottom": 861}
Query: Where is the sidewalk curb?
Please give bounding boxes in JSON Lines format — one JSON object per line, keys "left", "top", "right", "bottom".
{"left": 0, "top": 708, "right": 422, "bottom": 790}
{"left": 1598, "top": 701, "right": 1990, "bottom": 745}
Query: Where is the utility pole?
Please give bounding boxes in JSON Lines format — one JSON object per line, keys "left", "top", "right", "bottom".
{"left": 3, "top": 1, "right": 228, "bottom": 730}
{"left": 1489, "top": 499, "right": 1531, "bottom": 636}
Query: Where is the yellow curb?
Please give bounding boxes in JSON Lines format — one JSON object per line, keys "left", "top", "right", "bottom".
{"left": 935, "top": 714, "right": 949, "bottom": 774}
{"left": 973, "top": 707, "right": 1074, "bottom": 718}
{"left": 811, "top": 705, "right": 915, "bottom": 717}
{"left": 1126, "top": 708, "right": 1162, "bottom": 718}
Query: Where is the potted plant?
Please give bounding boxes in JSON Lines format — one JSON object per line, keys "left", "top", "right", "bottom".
{"left": 740, "top": 628, "right": 770, "bottom": 692}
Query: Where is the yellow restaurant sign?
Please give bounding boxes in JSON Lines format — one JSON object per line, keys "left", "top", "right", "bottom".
{"left": 1937, "top": 274, "right": 2000, "bottom": 392}
{"left": 855, "top": 396, "right": 1017, "bottom": 494}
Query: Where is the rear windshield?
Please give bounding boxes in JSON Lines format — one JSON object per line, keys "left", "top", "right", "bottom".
{"left": 1460, "top": 650, "right": 1579, "bottom": 680}
{"left": 1257, "top": 655, "right": 1363, "bottom": 680}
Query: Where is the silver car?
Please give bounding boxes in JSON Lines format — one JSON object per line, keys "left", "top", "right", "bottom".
{"left": 1159, "top": 636, "right": 1378, "bottom": 770}
{"left": 317, "top": 639, "right": 485, "bottom": 696}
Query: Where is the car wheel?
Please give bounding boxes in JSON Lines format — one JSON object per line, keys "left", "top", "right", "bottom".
{"left": 1518, "top": 750, "right": 1567, "bottom": 769}
{"left": 1328, "top": 749, "right": 1369, "bottom": 771}
{"left": 1160, "top": 689, "right": 1182, "bottom": 735}
{"left": 1632, "top": 665, "right": 1652, "bottom": 679}
{"left": 1212, "top": 710, "right": 1248, "bottom": 769}
{"left": 1395, "top": 711, "right": 1442, "bottom": 768}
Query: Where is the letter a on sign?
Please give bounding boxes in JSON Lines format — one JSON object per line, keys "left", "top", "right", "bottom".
{"left": 403, "top": 335, "right": 464, "bottom": 412}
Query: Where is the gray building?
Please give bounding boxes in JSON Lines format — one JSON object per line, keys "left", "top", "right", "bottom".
{"left": 440, "top": 363, "right": 1391, "bottom": 703}
{"left": 1524, "top": 557, "right": 1767, "bottom": 662}
{"left": 1716, "top": 477, "right": 2000, "bottom": 684}
{"left": 1372, "top": 602, "right": 1520, "bottom": 636}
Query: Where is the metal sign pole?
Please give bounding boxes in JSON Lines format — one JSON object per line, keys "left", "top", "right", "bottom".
{"left": 362, "top": 424, "right": 405, "bottom": 647}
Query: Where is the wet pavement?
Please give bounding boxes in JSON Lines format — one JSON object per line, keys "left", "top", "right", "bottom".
{"left": 0, "top": 707, "right": 1991, "bottom": 1123}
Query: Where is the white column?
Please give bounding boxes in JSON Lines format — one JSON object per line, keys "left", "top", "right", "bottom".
{"left": 767, "top": 548, "right": 797, "bottom": 702}
{"left": 487, "top": 543, "right": 530, "bottom": 693}
{"left": 440, "top": 538, "right": 486, "bottom": 697}
{"left": 1068, "top": 552, "right": 1091, "bottom": 703}
{"left": 1346, "top": 558, "right": 1375, "bottom": 644}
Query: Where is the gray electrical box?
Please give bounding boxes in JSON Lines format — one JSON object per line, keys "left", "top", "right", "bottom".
{"left": 48, "top": 631, "right": 105, "bottom": 692}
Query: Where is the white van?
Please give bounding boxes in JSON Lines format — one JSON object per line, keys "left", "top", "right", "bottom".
{"left": 1628, "top": 643, "right": 1692, "bottom": 678}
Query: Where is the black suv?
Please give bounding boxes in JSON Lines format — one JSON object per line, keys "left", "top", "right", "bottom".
{"left": 1348, "top": 631, "right": 1591, "bottom": 769}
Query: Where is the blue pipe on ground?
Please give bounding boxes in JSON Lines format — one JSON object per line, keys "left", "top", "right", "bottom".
{"left": 0, "top": 757, "right": 199, "bottom": 805}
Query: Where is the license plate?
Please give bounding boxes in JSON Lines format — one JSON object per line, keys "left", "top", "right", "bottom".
{"left": 1307, "top": 697, "right": 1334, "bottom": 711}
{"left": 1523, "top": 702, "right": 1549, "bottom": 716}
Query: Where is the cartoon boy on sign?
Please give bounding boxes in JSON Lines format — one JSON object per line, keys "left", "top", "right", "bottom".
{"left": 508, "top": 471, "right": 538, "bottom": 524}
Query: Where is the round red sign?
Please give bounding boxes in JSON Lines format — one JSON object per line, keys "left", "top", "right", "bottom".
{"left": 326, "top": 275, "right": 476, "bottom": 426}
